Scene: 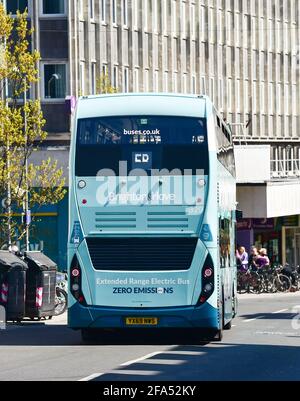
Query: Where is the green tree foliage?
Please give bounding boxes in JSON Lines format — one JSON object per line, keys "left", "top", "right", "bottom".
{"left": 0, "top": 5, "right": 66, "bottom": 247}
{"left": 96, "top": 72, "right": 118, "bottom": 94}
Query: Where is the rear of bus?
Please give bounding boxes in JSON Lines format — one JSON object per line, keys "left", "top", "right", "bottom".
{"left": 68, "top": 94, "right": 222, "bottom": 338}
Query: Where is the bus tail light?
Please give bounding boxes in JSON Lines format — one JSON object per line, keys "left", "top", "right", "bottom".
{"left": 196, "top": 253, "right": 214, "bottom": 306}
{"left": 70, "top": 256, "right": 87, "bottom": 306}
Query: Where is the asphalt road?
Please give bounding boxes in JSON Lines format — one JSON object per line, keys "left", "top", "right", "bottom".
{"left": 0, "top": 292, "right": 300, "bottom": 381}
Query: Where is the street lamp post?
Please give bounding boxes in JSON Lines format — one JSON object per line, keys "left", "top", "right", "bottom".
{"left": 5, "top": 76, "right": 12, "bottom": 248}
{"left": 23, "top": 76, "right": 30, "bottom": 253}
{"left": 47, "top": 73, "right": 60, "bottom": 98}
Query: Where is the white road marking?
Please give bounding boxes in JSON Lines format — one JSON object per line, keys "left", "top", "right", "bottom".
{"left": 120, "top": 351, "right": 162, "bottom": 366}
{"left": 78, "top": 351, "right": 163, "bottom": 381}
{"left": 256, "top": 331, "right": 300, "bottom": 337}
{"left": 272, "top": 309, "right": 288, "bottom": 314}
{"left": 163, "top": 350, "right": 205, "bottom": 355}
{"left": 102, "top": 369, "right": 159, "bottom": 376}
{"left": 78, "top": 372, "right": 103, "bottom": 381}
{"left": 243, "top": 307, "right": 290, "bottom": 322}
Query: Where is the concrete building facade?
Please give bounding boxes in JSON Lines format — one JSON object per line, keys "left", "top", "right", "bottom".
{"left": 3, "top": 0, "right": 300, "bottom": 267}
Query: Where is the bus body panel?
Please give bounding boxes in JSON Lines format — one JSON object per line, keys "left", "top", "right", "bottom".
{"left": 75, "top": 175, "right": 207, "bottom": 236}
{"left": 76, "top": 93, "right": 206, "bottom": 120}
{"left": 68, "top": 94, "right": 236, "bottom": 333}
{"left": 68, "top": 301, "right": 219, "bottom": 330}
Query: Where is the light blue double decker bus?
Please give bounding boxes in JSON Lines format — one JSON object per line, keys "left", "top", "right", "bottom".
{"left": 68, "top": 93, "right": 237, "bottom": 342}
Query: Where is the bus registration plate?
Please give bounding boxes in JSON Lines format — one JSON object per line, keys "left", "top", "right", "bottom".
{"left": 125, "top": 317, "right": 158, "bottom": 326}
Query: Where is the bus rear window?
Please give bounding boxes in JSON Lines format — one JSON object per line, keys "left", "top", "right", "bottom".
{"left": 75, "top": 116, "right": 208, "bottom": 176}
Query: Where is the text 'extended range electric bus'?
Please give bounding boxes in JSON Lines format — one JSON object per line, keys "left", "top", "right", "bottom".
{"left": 68, "top": 93, "right": 237, "bottom": 342}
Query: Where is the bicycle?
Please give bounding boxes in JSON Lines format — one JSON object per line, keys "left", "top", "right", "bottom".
{"left": 237, "top": 268, "right": 263, "bottom": 294}
{"left": 54, "top": 272, "right": 68, "bottom": 316}
{"left": 271, "top": 265, "right": 292, "bottom": 293}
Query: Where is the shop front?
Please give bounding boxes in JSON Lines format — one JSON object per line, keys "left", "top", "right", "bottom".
{"left": 281, "top": 215, "right": 300, "bottom": 267}
{"left": 237, "top": 218, "right": 281, "bottom": 264}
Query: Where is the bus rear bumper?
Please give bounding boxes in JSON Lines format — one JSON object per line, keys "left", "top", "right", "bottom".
{"left": 68, "top": 302, "right": 219, "bottom": 330}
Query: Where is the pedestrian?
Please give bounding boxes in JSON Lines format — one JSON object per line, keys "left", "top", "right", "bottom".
{"left": 255, "top": 248, "right": 270, "bottom": 269}
{"left": 236, "top": 246, "right": 248, "bottom": 271}
{"left": 249, "top": 246, "right": 259, "bottom": 271}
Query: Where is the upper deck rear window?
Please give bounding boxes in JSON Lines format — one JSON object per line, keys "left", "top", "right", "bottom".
{"left": 75, "top": 116, "right": 208, "bottom": 176}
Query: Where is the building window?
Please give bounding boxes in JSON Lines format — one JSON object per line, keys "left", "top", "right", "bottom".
{"left": 134, "top": 68, "right": 139, "bottom": 92}
{"left": 113, "top": 66, "right": 118, "bottom": 89}
{"left": 42, "top": 0, "right": 65, "bottom": 15}
{"left": 133, "top": 0, "right": 138, "bottom": 29}
{"left": 153, "top": 0, "right": 158, "bottom": 33}
{"left": 162, "top": 0, "right": 168, "bottom": 35}
{"left": 79, "top": 62, "right": 85, "bottom": 96}
{"left": 102, "top": 64, "right": 107, "bottom": 76}
{"left": 78, "top": 0, "right": 83, "bottom": 19}
{"left": 7, "top": 80, "right": 30, "bottom": 100}
{"left": 260, "top": 82, "right": 265, "bottom": 114}
{"left": 227, "top": 78, "right": 232, "bottom": 111}
{"left": 218, "top": 10, "right": 223, "bottom": 44}
{"left": 191, "top": 75, "right": 196, "bottom": 94}
{"left": 173, "top": 72, "right": 178, "bottom": 92}
{"left": 201, "top": 76, "right": 206, "bottom": 95}
{"left": 43, "top": 64, "right": 66, "bottom": 99}
{"left": 163, "top": 72, "right": 168, "bottom": 92}
{"left": 244, "top": 81, "right": 249, "bottom": 112}
{"left": 284, "top": 84, "right": 289, "bottom": 115}
{"left": 172, "top": 0, "right": 177, "bottom": 36}
{"left": 243, "top": 49, "right": 249, "bottom": 79}
{"left": 112, "top": 0, "right": 117, "bottom": 25}
{"left": 200, "top": 6, "right": 206, "bottom": 42}
{"left": 123, "top": 0, "right": 128, "bottom": 26}
{"left": 236, "top": 79, "right": 240, "bottom": 112}
{"left": 101, "top": 0, "right": 106, "bottom": 23}
{"left": 227, "top": 11, "right": 233, "bottom": 44}
{"left": 218, "top": 78, "right": 224, "bottom": 110}
{"left": 209, "top": 77, "right": 214, "bottom": 102}
{"left": 190, "top": 3, "right": 195, "bottom": 39}
{"left": 90, "top": 0, "right": 95, "bottom": 20}
{"left": 209, "top": 7, "right": 214, "bottom": 43}
{"left": 181, "top": 1, "right": 186, "bottom": 37}
{"left": 252, "top": 81, "right": 257, "bottom": 113}
{"left": 143, "top": 0, "right": 148, "bottom": 31}
{"left": 123, "top": 67, "right": 129, "bottom": 92}
{"left": 268, "top": 83, "right": 273, "bottom": 114}
{"left": 144, "top": 69, "right": 149, "bottom": 92}
{"left": 91, "top": 63, "right": 96, "bottom": 95}
{"left": 277, "top": 84, "right": 282, "bottom": 115}
{"left": 182, "top": 73, "right": 187, "bottom": 93}
{"left": 154, "top": 70, "right": 159, "bottom": 92}
{"left": 7, "top": 0, "right": 28, "bottom": 14}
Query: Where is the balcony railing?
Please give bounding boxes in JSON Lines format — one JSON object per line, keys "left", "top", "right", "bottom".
{"left": 271, "top": 158, "right": 300, "bottom": 179}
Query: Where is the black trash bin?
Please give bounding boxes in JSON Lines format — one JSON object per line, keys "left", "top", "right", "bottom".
{"left": 24, "top": 252, "right": 57, "bottom": 319}
{"left": 0, "top": 251, "right": 28, "bottom": 322}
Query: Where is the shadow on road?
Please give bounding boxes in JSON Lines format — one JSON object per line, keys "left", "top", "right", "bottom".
{"left": 239, "top": 312, "right": 298, "bottom": 321}
{"left": 0, "top": 323, "right": 213, "bottom": 346}
{"left": 91, "top": 342, "right": 300, "bottom": 381}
